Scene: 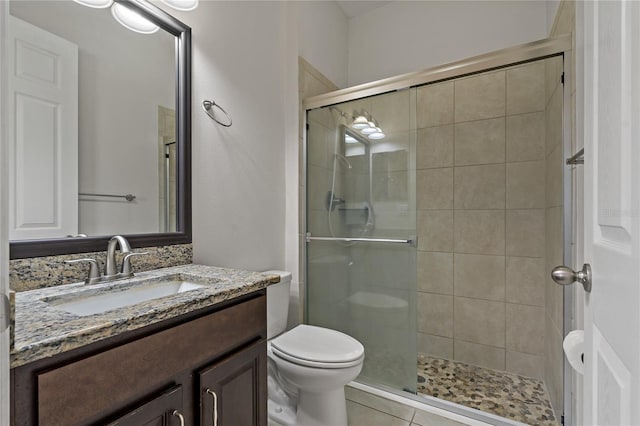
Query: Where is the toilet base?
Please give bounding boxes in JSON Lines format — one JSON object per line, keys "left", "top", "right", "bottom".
{"left": 268, "top": 379, "right": 349, "bottom": 426}
{"left": 296, "top": 387, "right": 348, "bottom": 426}
{"left": 268, "top": 398, "right": 297, "bottom": 426}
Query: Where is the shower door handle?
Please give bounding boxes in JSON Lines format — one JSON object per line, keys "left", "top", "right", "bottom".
{"left": 305, "top": 233, "right": 416, "bottom": 246}
{"left": 551, "top": 264, "right": 592, "bottom": 293}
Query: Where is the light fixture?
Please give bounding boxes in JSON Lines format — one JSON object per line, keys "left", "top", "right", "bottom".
{"left": 345, "top": 135, "right": 358, "bottom": 144}
{"left": 351, "top": 113, "right": 369, "bottom": 130}
{"left": 111, "top": 2, "right": 159, "bottom": 34}
{"left": 368, "top": 128, "right": 385, "bottom": 140}
{"left": 159, "top": 0, "right": 199, "bottom": 11}
{"left": 73, "top": 0, "right": 113, "bottom": 8}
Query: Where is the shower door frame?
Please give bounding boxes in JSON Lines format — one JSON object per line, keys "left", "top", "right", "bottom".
{"left": 302, "top": 34, "right": 574, "bottom": 426}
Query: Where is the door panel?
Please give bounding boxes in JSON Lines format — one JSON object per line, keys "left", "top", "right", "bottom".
{"left": 579, "top": 0, "right": 640, "bottom": 424}
{"left": 8, "top": 16, "right": 78, "bottom": 240}
{"left": 305, "top": 95, "right": 418, "bottom": 394}
{"left": 199, "top": 340, "right": 267, "bottom": 426}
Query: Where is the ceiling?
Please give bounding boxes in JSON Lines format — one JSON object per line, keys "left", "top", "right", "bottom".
{"left": 336, "top": 1, "right": 393, "bottom": 18}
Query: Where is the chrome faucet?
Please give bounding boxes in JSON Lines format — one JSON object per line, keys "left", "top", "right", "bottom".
{"left": 104, "top": 235, "right": 132, "bottom": 277}
{"left": 66, "top": 235, "right": 147, "bottom": 284}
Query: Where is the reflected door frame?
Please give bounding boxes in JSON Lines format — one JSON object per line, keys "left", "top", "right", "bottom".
{"left": 0, "top": 1, "right": 11, "bottom": 424}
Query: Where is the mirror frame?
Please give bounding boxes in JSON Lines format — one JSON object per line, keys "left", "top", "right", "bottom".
{"left": 9, "top": 0, "right": 192, "bottom": 259}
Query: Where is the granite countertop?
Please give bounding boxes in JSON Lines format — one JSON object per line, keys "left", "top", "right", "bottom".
{"left": 11, "top": 264, "right": 280, "bottom": 368}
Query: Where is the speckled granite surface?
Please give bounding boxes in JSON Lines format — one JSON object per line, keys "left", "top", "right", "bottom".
{"left": 417, "top": 354, "right": 558, "bottom": 426}
{"left": 10, "top": 244, "right": 193, "bottom": 292}
{"left": 11, "top": 264, "right": 279, "bottom": 368}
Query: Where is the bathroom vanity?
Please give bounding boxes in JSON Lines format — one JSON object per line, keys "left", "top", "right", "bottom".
{"left": 10, "top": 265, "right": 278, "bottom": 426}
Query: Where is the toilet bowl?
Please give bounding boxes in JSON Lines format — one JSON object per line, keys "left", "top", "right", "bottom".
{"left": 264, "top": 271, "right": 365, "bottom": 426}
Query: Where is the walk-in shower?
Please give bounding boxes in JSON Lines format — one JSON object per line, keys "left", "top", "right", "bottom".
{"left": 304, "top": 35, "right": 572, "bottom": 426}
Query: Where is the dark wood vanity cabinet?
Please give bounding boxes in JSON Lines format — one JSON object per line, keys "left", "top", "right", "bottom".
{"left": 11, "top": 291, "right": 267, "bottom": 426}
{"left": 199, "top": 340, "right": 267, "bottom": 426}
{"left": 108, "top": 385, "right": 184, "bottom": 426}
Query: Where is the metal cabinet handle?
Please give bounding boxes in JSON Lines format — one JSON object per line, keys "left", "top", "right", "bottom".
{"left": 206, "top": 388, "right": 218, "bottom": 426}
{"left": 172, "top": 410, "right": 185, "bottom": 426}
{"left": 551, "top": 263, "right": 592, "bottom": 292}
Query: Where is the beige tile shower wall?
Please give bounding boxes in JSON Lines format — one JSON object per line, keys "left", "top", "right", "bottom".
{"left": 416, "top": 61, "right": 548, "bottom": 380}
{"left": 544, "top": 0, "right": 576, "bottom": 417}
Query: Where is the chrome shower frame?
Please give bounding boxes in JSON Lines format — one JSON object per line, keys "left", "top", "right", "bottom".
{"left": 302, "top": 34, "right": 574, "bottom": 426}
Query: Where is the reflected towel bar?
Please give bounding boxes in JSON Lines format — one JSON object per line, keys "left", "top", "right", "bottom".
{"left": 306, "top": 233, "right": 416, "bottom": 246}
{"left": 566, "top": 148, "right": 584, "bottom": 165}
{"left": 79, "top": 193, "right": 136, "bottom": 202}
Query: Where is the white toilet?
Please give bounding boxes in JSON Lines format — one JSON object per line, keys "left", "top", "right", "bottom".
{"left": 265, "top": 270, "right": 365, "bottom": 426}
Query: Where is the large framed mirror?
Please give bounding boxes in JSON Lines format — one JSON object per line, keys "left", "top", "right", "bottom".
{"left": 7, "top": 0, "right": 191, "bottom": 259}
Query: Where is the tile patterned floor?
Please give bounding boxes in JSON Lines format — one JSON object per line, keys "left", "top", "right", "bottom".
{"left": 417, "top": 355, "right": 558, "bottom": 426}
{"left": 346, "top": 386, "right": 471, "bottom": 426}
{"left": 269, "top": 385, "right": 471, "bottom": 426}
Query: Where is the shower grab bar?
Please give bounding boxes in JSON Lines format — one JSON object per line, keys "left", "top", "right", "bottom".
{"left": 306, "top": 233, "right": 416, "bottom": 246}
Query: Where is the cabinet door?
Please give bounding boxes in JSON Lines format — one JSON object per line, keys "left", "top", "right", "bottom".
{"left": 199, "top": 340, "right": 267, "bottom": 426}
{"left": 107, "top": 385, "right": 184, "bottom": 426}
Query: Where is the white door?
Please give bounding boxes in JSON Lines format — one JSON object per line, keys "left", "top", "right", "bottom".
{"left": 8, "top": 16, "right": 78, "bottom": 240}
{"left": 579, "top": 1, "right": 640, "bottom": 424}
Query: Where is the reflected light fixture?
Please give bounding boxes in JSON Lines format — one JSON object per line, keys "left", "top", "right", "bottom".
{"left": 351, "top": 109, "right": 385, "bottom": 139}
{"left": 368, "top": 129, "right": 385, "bottom": 140}
{"left": 351, "top": 114, "right": 369, "bottom": 130}
{"left": 159, "top": 0, "right": 199, "bottom": 11}
{"left": 360, "top": 120, "right": 378, "bottom": 135}
{"left": 111, "top": 2, "right": 159, "bottom": 34}
{"left": 73, "top": 0, "right": 113, "bottom": 8}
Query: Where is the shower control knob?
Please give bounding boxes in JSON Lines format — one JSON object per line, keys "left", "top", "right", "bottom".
{"left": 551, "top": 264, "right": 592, "bottom": 293}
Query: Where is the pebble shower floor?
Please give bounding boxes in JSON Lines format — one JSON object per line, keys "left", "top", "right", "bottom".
{"left": 417, "top": 354, "right": 558, "bottom": 426}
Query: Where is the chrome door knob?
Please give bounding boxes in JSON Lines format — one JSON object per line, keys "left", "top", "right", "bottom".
{"left": 551, "top": 264, "right": 592, "bottom": 293}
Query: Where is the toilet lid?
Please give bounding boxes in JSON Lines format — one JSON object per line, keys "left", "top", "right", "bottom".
{"left": 270, "top": 325, "right": 364, "bottom": 365}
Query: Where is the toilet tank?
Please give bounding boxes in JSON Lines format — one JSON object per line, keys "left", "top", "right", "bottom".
{"left": 263, "top": 270, "right": 292, "bottom": 339}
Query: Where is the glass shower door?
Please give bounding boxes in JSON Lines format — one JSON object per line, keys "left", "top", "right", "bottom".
{"left": 306, "top": 91, "right": 417, "bottom": 393}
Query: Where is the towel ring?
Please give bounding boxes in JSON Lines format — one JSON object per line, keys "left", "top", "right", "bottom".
{"left": 202, "top": 100, "right": 232, "bottom": 127}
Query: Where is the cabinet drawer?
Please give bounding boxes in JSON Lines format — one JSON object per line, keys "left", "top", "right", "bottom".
{"left": 36, "top": 295, "right": 265, "bottom": 426}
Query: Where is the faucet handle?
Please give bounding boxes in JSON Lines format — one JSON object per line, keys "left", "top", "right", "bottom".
{"left": 121, "top": 252, "right": 149, "bottom": 276}
{"left": 65, "top": 259, "right": 101, "bottom": 284}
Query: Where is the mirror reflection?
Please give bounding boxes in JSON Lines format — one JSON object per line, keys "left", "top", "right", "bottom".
{"left": 8, "top": 0, "right": 177, "bottom": 241}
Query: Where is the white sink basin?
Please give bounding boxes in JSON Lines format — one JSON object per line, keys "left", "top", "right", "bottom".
{"left": 48, "top": 280, "right": 206, "bottom": 317}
